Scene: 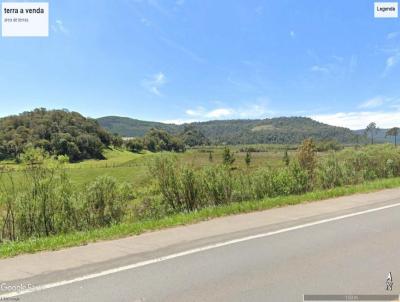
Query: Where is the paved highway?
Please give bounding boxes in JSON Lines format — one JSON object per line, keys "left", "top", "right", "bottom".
{"left": 1, "top": 193, "right": 400, "bottom": 301}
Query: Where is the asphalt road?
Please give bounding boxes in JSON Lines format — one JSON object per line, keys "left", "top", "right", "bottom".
{"left": 4, "top": 199, "right": 400, "bottom": 302}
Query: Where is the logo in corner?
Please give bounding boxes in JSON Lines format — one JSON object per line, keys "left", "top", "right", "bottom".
{"left": 386, "top": 272, "right": 394, "bottom": 291}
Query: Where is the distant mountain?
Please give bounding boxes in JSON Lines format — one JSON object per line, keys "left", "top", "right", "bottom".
{"left": 354, "top": 128, "right": 394, "bottom": 143}
{"left": 97, "top": 116, "right": 180, "bottom": 137}
{"left": 98, "top": 116, "right": 364, "bottom": 145}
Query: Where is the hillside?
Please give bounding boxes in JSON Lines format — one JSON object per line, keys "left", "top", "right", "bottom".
{"left": 0, "top": 108, "right": 113, "bottom": 161}
{"left": 354, "top": 128, "right": 394, "bottom": 143}
{"left": 98, "top": 116, "right": 363, "bottom": 145}
{"left": 97, "top": 116, "right": 180, "bottom": 137}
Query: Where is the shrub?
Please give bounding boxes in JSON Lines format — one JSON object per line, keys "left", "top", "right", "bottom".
{"left": 6, "top": 161, "right": 80, "bottom": 239}
{"left": 126, "top": 138, "right": 144, "bottom": 153}
{"left": 133, "top": 190, "right": 167, "bottom": 220}
{"left": 250, "top": 164, "right": 308, "bottom": 199}
{"left": 180, "top": 166, "right": 203, "bottom": 211}
{"left": 83, "top": 176, "right": 131, "bottom": 227}
{"left": 234, "top": 173, "right": 253, "bottom": 202}
{"left": 316, "top": 153, "right": 346, "bottom": 189}
{"left": 150, "top": 156, "right": 205, "bottom": 211}
{"left": 283, "top": 149, "right": 290, "bottom": 166}
{"left": 297, "top": 138, "right": 317, "bottom": 175}
{"left": 202, "top": 165, "right": 234, "bottom": 205}
{"left": 150, "top": 156, "right": 182, "bottom": 211}
{"left": 287, "top": 160, "right": 310, "bottom": 194}
{"left": 222, "top": 147, "right": 235, "bottom": 166}
{"left": 245, "top": 151, "right": 251, "bottom": 167}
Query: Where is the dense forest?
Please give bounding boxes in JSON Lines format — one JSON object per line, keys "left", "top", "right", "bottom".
{"left": 0, "top": 108, "right": 114, "bottom": 161}
{"left": 98, "top": 116, "right": 365, "bottom": 145}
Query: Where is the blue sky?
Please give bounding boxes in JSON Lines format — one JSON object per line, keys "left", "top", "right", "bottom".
{"left": 1, "top": 0, "right": 400, "bottom": 129}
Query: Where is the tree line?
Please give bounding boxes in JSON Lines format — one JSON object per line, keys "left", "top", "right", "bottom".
{"left": 124, "top": 125, "right": 210, "bottom": 153}
{"left": 0, "top": 109, "right": 211, "bottom": 162}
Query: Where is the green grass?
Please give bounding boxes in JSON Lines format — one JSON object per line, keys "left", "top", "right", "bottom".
{"left": 0, "top": 147, "right": 293, "bottom": 189}
{"left": 1, "top": 176, "right": 400, "bottom": 258}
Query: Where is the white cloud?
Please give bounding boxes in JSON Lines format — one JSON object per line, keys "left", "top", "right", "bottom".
{"left": 359, "top": 97, "right": 384, "bottom": 109}
{"left": 185, "top": 106, "right": 235, "bottom": 118}
{"left": 183, "top": 98, "right": 272, "bottom": 121}
{"left": 311, "top": 111, "right": 400, "bottom": 130}
{"left": 140, "top": 17, "right": 152, "bottom": 27}
{"left": 51, "top": 20, "right": 69, "bottom": 34}
{"left": 387, "top": 32, "right": 399, "bottom": 40}
{"left": 142, "top": 72, "right": 166, "bottom": 96}
{"left": 310, "top": 65, "right": 330, "bottom": 73}
{"left": 162, "top": 119, "right": 197, "bottom": 125}
{"left": 387, "top": 54, "right": 399, "bottom": 68}
{"left": 206, "top": 108, "right": 235, "bottom": 118}
{"left": 185, "top": 107, "right": 206, "bottom": 116}
{"left": 237, "top": 103, "right": 270, "bottom": 118}
{"left": 382, "top": 50, "right": 400, "bottom": 76}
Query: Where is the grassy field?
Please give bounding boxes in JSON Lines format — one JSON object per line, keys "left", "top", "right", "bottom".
{"left": 1, "top": 145, "right": 300, "bottom": 188}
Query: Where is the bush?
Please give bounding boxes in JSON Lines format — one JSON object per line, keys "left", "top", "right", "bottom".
{"left": 0, "top": 161, "right": 134, "bottom": 241}
{"left": 150, "top": 156, "right": 205, "bottom": 212}
{"left": 316, "top": 153, "right": 346, "bottom": 189}
{"left": 297, "top": 138, "right": 317, "bottom": 174}
{"left": 250, "top": 164, "right": 308, "bottom": 199}
{"left": 126, "top": 138, "right": 144, "bottom": 153}
{"left": 133, "top": 190, "right": 167, "bottom": 220}
{"left": 316, "top": 140, "right": 342, "bottom": 152}
{"left": 222, "top": 147, "right": 235, "bottom": 166}
{"left": 83, "top": 176, "right": 131, "bottom": 227}
{"left": 202, "top": 165, "right": 234, "bottom": 205}
{"left": 5, "top": 162, "right": 80, "bottom": 239}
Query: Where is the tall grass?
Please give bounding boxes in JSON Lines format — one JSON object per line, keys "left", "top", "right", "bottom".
{"left": 0, "top": 153, "right": 132, "bottom": 242}
{"left": 149, "top": 144, "right": 400, "bottom": 218}
{"left": 1, "top": 143, "right": 400, "bottom": 246}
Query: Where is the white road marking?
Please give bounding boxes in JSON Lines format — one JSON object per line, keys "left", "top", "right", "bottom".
{"left": 2, "top": 201, "right": 400, "bottom": 299}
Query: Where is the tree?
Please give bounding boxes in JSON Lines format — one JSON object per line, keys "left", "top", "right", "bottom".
{"left": 222, "top": 147, "right": 235, "bottom": 165}
{"left": 283, "top": 149, "right": 290, "bottom": 166}
{"left": 111, "top": 134, "right": 124, "bottom": 148}
{"left": 297, "top": 138, "right": 316, "bottom": 174}
{"left": 365, "top": 122, "right": 378, "bottom": 144}
{"left": 245, "top": 151, "right": 251, "bottom": 167}
{"left": 143, "top": 128, "right": 185, "bottom": 152}
{"left": 126, "top": 138, "right": 144, "bottom": 153}
{"left": 386, "top": 127, "right": 399, "bottom": 146}
{"left": 180, "top": 125, "right": 210, "bottom": 147}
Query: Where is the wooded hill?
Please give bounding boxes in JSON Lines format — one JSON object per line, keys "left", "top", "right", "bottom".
{"left": 0, "top": 108, "right": 114, "bottom": 161}
{"left": 98, "top": 116, "right": 364, "bottom": 145}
